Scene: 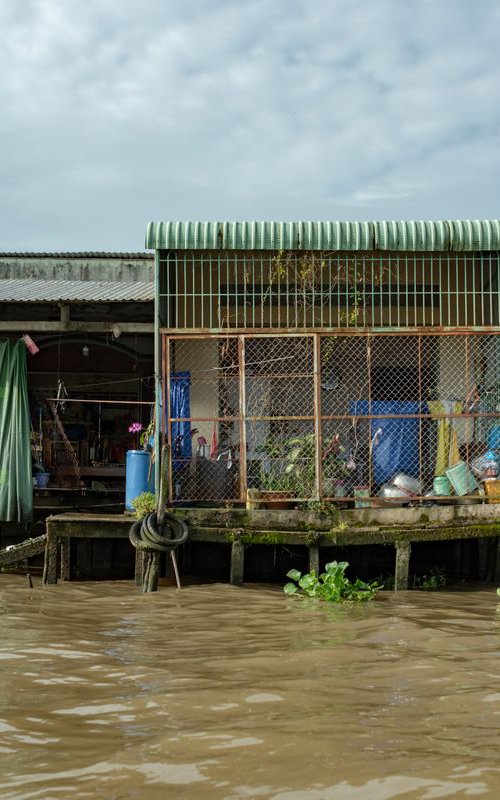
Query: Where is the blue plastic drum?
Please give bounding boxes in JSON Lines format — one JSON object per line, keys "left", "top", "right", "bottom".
{"left": 125, "top": 450, "right": 154, "bottom": 510}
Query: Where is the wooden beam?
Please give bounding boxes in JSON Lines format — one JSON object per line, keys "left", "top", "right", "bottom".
{"left": 0, "top": 321, "right": 153, "bottom": 333}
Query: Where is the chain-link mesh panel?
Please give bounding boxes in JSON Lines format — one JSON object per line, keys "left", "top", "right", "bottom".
{"left": 165, "top": 333, "right": 500, "bottom": 505}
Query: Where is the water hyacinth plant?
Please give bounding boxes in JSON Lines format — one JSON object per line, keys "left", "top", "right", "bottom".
{"left": 284, "top": 560, "right": 380, "bottom": 603}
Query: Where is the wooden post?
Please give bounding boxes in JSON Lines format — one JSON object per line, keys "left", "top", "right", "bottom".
{"left": 309, "top": 543, "right": 320, "bottom": 575}
{"left": 395, "top": 540, "right": 411, "bottom": 590}
{"left": 134, "top": 550, "right": 145, "bottom": 586}
{"left": 43, "top": 533, "right": 59, "bottom": 585}
{"left": 60, "top": 539, "right": 71, "bottom": 581}
{"left": 230, "top": 539, "right": 245, "bottom": 586}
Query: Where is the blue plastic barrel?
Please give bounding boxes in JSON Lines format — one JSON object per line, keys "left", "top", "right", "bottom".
{"left": 125, "top": 450, "right": 154, "bottom": 510}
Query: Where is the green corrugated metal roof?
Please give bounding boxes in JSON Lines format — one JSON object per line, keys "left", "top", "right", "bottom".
{"left": 145, "top": 220, "right": 500, "bottom": 252}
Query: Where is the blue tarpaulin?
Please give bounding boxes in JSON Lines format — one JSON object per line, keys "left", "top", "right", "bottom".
{"left": 351, "top": 400, "right": 425, "bottom": 485}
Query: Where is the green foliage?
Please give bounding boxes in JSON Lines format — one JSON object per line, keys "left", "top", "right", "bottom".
{"left": 497, "top": 588, "right": 500, "bottom": 597}
{"left": 130, "top": 491, "right": 156, "bottom": 520}
{"left": 376, "top": 567, "right": 447, "bottom": 591}
{"left": 284, "top": 560, "right": 380, "bottom": 603}
{"left": 412, "top": 567, "right": 447, "bottom": 591}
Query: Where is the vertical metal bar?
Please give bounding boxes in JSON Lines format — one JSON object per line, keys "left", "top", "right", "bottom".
{"left": 319, "top": 252, "right": 324, "bottom": 328}
{"left": 337, "top": 254, "right": 342, "bottom": 327}
{"left": 226, "top": 253, "right": 230, "bottom": 328}
{"left": 456, "top": 253, "right": 460, "bottom": 326}
{"left": 165, "top": 337, "right": 173, "bottom": 503}
{"left": 252, "top": 253, "right": 256, "bottom": 329}
{"left": 191, "top": 254, "right": 195, "bottom": 328}
{"left": 286, "top": 251, "right": 290, "bottom": 328}
{"left": 277, "top": 251, "right": 281, "bottom": 328}
{"left": 496, "top": 252, "right": 500, "bottom": 325}
{"left": 369, "top": 254, "right": 374, "bottom": 327}
{"left": 479, "top": 253, "right": 485, "bottom": 326}
{"left": 199, "top": 255, "right": 203, "bottom": 329}
{"left": 430, "top": 254, "right": 435, "bottom": 327}
{"left": 488, "top": 250, "right": 500, "bottom": 324}
{"left": 242, "top": 254, "right": 247, "bottom": 329}
{"left": 183, "top": 253, "right": 187, "bottom": 328}
{"left": 472, "top": 252, "right": 476, "bottom": 326}
{"left": 447, "top": 253, "right": 451, "bottom": 326}
{"left": 217, "top": 253, "right": 222, "bottom": 327}
{"left": 413, "top": 253, "right": 417, "bottom": 327}
{"left": 367, "top": 335, "right": 372, "bottom": 496}
{"left": 362, "top": 254, "right": 367, "bottom": 327}
{"left": 209, "top": 253, "right": 213, "bottom": 329}
{"left": 387, "top": 252, "right": 392, "bottom": 327}
{"left": 396, "top": 253, "right": 400, "bottom": 328}
{"left": 260, "top": 253, "right": 264, "bottom": 329}
{"left": 379, "top": 250, "right": 383, "bottom": 327}
{"left": 328, "top": 256, "right": 332, "bottom": 328}
{"left": 345, "top": 253, "right": 349, "bottom": 327}
{"left": 295, "top": 254, "right": 299, "bottom": 328}
{"left": 153, "top": 250, "right": 162, "bottom": 499}
{"left": 465, "top": 335, "right": 470, "bottom": 468}
{"left": 238, "top": 336, "right": 248, "bottom": 502}
{"left": 405, "top": 254, "right": 409, "bottom": 326}
{"left": 418, "top": 335, "right": 423, "bottom": 491}
{"left": 313, "top": 334, "right": 322, "bottom": 500}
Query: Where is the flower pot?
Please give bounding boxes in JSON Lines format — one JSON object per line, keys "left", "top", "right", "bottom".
{"left": 258, "top": 490, "right": 295, "bottom": 510}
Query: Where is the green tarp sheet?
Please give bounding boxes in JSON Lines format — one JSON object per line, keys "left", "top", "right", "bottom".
{"left": 0, "top": 340, "right": 32, "bottom": 521}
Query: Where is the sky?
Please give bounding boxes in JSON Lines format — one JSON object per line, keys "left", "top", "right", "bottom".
{"left": 1, "top": 0, "right": 499, "bottom": 252}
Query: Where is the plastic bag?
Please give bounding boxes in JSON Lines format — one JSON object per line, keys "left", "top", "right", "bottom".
{"left": 471, "top": 452, "right": 499, "bottom": 480}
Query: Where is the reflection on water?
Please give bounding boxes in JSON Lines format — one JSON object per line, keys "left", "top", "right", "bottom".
{"left": 1, "top": 577, "right": 500, "bottom": 799}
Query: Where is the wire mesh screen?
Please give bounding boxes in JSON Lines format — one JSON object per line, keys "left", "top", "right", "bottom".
{"left": 165, "top": 333, "right": 500, "bottom": 506}
{"left": 159, "top": 250, "right": 500, "bottom": 330}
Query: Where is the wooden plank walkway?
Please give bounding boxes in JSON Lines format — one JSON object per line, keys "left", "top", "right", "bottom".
{"left": 0, "top": 534, "right": 48, "bottom": 567}
{"left": 42, "top": 504, "right": 500, "bottom": 589}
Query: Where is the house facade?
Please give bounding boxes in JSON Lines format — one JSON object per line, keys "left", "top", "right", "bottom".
{"left": 146, "top": 220, "right": 500, "bottom": 510}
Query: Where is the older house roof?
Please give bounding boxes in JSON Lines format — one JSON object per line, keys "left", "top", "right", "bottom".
{"left": 0, "top": 279, "right": 154, "bottom": 303}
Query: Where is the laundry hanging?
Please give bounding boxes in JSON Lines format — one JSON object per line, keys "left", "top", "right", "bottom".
{"left": 427, "top": 400, "right": 461, "bottom": 476}
{"left": 0, "top": 340, "right": 33, "bottom": 521}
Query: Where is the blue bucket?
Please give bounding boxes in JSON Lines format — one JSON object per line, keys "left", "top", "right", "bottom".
{"left": 125, "top": 450, "right": 154, "bottom": 510}
{"left": 446, "top": 462, "right": 478, "bottom": 496}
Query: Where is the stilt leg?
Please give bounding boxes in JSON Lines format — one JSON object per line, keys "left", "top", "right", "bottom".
{"left": 395, "top": 540, "right": 411, "bottom": 591}
{"left": 230, "top": 540, "right": 245, "bottom": 586}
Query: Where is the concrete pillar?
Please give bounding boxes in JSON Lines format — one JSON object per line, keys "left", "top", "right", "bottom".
{"left": 395, "top": 540, "right": 411, "bottom": 591}
{"left": 230, "top": 540, "right": 245, "bottom": 586}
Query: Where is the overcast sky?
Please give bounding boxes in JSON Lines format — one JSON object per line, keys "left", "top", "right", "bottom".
{"left": 1, "top": 0, "right": 499, "bottom": 251}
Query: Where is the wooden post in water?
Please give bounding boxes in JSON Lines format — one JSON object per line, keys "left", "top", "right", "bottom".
{"left": 309, "top": 543, "right": 320, "bottom": 575}
{"left": 395, "top": 540, "right": 411, "bottom": 591}
{"left": 230, "top": 537, "right": 245, "bottom": 586}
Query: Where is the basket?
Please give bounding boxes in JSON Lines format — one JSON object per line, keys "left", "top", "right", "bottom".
{"left": 484, "top": 479, "right": 500, "bottom": 504}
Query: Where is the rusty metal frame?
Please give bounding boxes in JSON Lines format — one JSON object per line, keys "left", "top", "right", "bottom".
{"left": 162, "top": 329, "right": 500, "bottom": 505}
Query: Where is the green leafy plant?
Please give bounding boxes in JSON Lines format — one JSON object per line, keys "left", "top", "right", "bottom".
{"left": 284, "top": 560, "right": 380, "bottom": 603}
{"left": 130, "top": 491, "right": 156, "bottom": 520}
{"left": 261, "top": 433, "right": 350, "bottom": 497}
{"left": 412, "top": 567, "right": 447, "bottom": 591}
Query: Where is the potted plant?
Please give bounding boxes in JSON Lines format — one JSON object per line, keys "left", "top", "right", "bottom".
{"left": 258, "top": 432, "right": 351, "bottom": 507}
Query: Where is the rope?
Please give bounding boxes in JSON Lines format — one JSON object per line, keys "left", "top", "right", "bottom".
{"left": 129, "top": 512, "right": 189, "bottom": 592}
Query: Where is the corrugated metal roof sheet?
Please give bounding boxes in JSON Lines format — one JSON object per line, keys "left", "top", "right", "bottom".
{"left": 0, "top": 279, "right": 154, "bottom": 303}
{"left": 145, "top": 220, "right": 500, "bottom": 252}
{"left": 0, "top": 252, "right": 152, "bottom": 259}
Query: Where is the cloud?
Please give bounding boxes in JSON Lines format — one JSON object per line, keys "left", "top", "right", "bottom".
{"left": 0, "top": 0, "right": 499, "bottom": 249}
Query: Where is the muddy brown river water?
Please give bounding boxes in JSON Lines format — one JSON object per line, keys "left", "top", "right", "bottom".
{"left": 1, "top": 576, "right": 500, "bottom": 799}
